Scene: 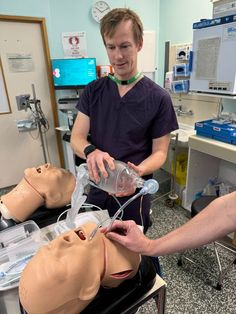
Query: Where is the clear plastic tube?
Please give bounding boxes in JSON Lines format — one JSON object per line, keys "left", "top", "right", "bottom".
{"left": 66, "top": 161, "right": 159, "bottom": 230}
{"left": 89, "top": 179, "right": 159, "bottom": 239}
{"left": 65, "top": 164, "right": 89, "bottom": 228}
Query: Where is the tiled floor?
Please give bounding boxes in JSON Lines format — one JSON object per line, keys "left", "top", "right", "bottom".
{"left": 138, "top": 198, "right": 236, "bottom": 314}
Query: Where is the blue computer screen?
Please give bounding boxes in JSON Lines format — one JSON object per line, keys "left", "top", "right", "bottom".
{"left": 51, "top": 58, "right": 97, "bottom": 89}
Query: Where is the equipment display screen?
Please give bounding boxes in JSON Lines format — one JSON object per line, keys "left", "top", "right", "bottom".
{"left": 51, "top": 58, "right": 97, "bottom": 89}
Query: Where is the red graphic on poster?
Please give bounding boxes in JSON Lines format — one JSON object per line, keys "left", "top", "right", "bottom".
{"left": 68, "top": 36, "right": 79, "bottom": 47}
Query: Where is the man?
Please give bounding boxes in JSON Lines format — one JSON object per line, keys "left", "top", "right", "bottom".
{"left": 103, "top": 191, "right": 236, "bottom": 256}
{"left": 71, "top": 8, "right": 178, "bottom": 232}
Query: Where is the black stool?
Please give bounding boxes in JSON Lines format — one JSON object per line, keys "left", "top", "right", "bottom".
{"left": 191, "top": 195, "right": 218, "bottom": 218}
{"left": 177, "top": 195, "right": 236, "bottom": 290}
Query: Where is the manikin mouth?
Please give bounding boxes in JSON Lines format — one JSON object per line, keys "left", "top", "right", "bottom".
{"left": 111, "top": 270, "right": 133, "bottom": 279}
{"left": 74, "top": 229, "right": 86, "bottom": 240}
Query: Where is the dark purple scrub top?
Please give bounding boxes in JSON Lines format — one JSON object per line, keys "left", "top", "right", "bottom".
{"left": 76, "top": 76, "right": 178, "bottom": 166}
{"left": 76, "top": 76, "right": 178, "bottom": 232}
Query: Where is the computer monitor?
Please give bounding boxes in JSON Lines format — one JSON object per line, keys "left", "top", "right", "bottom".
{"left": 51, "top": 58, "right": 97, "bottom": 89}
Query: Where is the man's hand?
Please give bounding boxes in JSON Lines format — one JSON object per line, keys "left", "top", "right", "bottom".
{"left": 86, "top": 149, "right": 114, "bottom": 183}
{"left": 127, "top": 161, "right": 145, "bottom": 177}
{"left": 102, "top": 220, "right": 153, "bottom": 255}
{"left": 114, "top": 162, "right": 144, "bottom": 197}
{"left": 113, "top": 185, "right": 136, "bottom": 198}
{"left": 112, "top": 162, "right": 144, "bottom": 197}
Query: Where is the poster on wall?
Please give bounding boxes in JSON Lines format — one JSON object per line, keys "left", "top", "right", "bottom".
{"left": 62, "top": 31, "right": 87, "bottom": 58}
{"left": 7, "top": 53, "right": 34, "bottom": 72}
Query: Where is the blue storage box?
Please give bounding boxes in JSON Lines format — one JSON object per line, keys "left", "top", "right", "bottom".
{"left": 171, "top": 79, "right": 189, "bottom": 93}
{"left": 195, "top": 119, "right": 236, "bottom": 145}
{"left": 173, "top": 63, "right": 189, "bottom": 78}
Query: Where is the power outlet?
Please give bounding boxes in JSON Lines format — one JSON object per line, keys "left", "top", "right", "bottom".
{"left": 15, "top": 94, "right": 30, "bottom": 111}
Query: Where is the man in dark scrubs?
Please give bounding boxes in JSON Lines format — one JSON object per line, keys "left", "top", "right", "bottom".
{"left": 71, "top": 8, "right": 178, "bottom": 233}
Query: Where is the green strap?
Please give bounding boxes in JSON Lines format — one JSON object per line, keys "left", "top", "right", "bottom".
{"left": 108, "top": 72, "right": 142, "bottom": 85}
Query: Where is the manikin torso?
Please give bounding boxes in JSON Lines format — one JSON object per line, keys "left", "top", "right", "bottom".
{"left": 19, "top": 222, "right": 141, "bottom": 314}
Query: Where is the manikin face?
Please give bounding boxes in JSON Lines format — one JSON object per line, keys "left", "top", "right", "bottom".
{"left": 19, "top": 222, "right": 140, "bottom": 314}
{"left": 19, "top": 223, "right": 105, "bottom": 314}
{"left": 104, "top": 20, "right": 143, "bottom": 80}
{"left": 24, "top": 164, "right": 76, "bottom": 208}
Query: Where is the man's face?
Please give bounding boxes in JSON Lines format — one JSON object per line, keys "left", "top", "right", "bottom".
{"left": 104, "top": 20, "right": 143, "bottom": 80}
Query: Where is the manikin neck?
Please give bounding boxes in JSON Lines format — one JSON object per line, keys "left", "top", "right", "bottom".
{"left": 0, "top": 178, "right": 44, "bottom": 222}
{"left": 101, "top": 235, "right": 141, "bottom": 288}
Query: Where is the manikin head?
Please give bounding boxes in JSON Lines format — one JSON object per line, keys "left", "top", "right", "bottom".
{"left": 0, "top": 164, "right": 76, "bottom": 222}
{"left": 19, "top": 222, "right": 141, "bottom": 314}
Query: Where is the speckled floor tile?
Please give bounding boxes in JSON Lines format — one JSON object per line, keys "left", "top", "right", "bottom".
{"left": 138, "top": 199, "right": 236, "bottom": 314}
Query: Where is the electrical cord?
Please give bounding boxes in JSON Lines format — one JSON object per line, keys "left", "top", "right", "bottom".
{"left": 28, "top": 99, "right": 51, "bottom": 162}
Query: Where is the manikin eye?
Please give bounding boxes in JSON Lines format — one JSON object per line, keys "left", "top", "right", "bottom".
{"left": 75, "top": 230, "right": 86, "bottom": 240}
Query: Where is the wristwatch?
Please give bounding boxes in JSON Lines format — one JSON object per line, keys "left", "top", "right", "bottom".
{"left": 84, "top": 144, "right": 96, "bottom": 158}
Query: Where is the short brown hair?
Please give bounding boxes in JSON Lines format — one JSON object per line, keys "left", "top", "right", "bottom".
{"left": 100, "top": 8, "right": 143, "bottom": 45}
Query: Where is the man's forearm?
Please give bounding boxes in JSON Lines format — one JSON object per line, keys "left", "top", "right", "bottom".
{"left": 70, "top": 137, "right": 90, "bottom": 159}
{"left": 138, "top": 135, "right": 170, "bottom": 176}
{"left": 138, "top": 151, "right": 167, "bottom": 176}
{"left": 70, "top": 111, "right": 91, "bottom": 159}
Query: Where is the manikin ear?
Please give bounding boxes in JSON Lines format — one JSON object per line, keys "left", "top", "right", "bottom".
{"left": 44, "top": 190, "right": 62, "bottom": 206}
{"left": 78, "top": 273, "right": 101, "bottom": 301}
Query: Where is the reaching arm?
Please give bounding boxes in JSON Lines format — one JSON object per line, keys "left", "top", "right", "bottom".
{"left": 104, "top": 191, "right": 236, "bottom": 256}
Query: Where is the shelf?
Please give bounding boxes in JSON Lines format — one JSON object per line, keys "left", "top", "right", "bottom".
{"left": 184, "top": 134, "right": 236, "bottom": 211}
{"left": 189, "top": 134, "right": 236, "bottom": 164}
{"left": 58, "top": 97, "right": 79, "bottom": 103}
{"left": 55, "top": 126, "right": 69, "bottom": 132}
{"left": 58, "top": 103, "right": 76, "bottom": 112}
{"left": 189, "top": 92, "right": 236, "bottom": 100}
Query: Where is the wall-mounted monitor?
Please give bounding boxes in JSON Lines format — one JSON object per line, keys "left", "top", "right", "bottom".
{"left": 51, "top": 58, "right": 97, "bottom": 89}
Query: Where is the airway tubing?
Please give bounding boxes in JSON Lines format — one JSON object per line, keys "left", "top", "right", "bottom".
{"left": 141, "top": 179, "right": 159, "bottom": 195}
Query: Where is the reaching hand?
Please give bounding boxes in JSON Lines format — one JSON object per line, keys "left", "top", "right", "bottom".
{"left": 114, "top": 161, "right": 144, "bottom": 197}
{"left": 127, "top": 161, "right": 145, "bottom": 177}
{"left": 102, "top": 220, "right": 153, "bottom": 255}
{"left": 113, "top": 185, "right": 136, "bottom": 198}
